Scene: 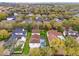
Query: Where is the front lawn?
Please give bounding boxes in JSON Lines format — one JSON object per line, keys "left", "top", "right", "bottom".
{"left": 23, "top": 31, "right": 31, "bottom": 55}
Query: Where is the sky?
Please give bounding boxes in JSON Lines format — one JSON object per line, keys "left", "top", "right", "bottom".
{"left": 0, "top": 0, "right": 79, "bottom": 3}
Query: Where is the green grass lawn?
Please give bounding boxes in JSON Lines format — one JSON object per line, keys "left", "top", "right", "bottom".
{"left": 23, "top": 31, "right": 31, "bottom": 55}
{"left": 40, "top": 30, "right": 49, "bottom": 46}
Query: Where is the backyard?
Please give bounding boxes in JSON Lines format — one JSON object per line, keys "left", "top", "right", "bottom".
{"left": 23, "top": 31, "right": 31, "bottom": 55}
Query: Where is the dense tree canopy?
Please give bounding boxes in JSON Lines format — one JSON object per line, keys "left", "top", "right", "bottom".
{"left": 0, "top": 13, "right": 8, "bottom": 21}
{"left": 0, "top": 29, "right": 10, "bottom": 41}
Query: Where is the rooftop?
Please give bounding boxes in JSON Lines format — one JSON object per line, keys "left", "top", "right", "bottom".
{"left": 30, "top": 34, "right": 40, "bottom": 43}
{"left": 47, "top": 30, "right": 62, "bottom": 41}
{"left": 32, "top": 29, "right": 40, "bottom": 33}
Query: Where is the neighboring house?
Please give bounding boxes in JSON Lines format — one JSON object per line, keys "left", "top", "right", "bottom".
{"left": 5, "top": 28, "right": 27, "bottom": 54}
{"left": 63, "top": 28, "right": 78, "bottom": 37}
{"left": 40, "top": 37, "right": 46, "bottom": 48}
{"left": 35, "top": 18, "right": 42, "bottom": 24}
{"left": 0, "top": 7, "right": 8, "bottom": 13}
{"left": 12, "top": 28, "right": 27, "bottom": 51}
{"left": 7, "top": 16, "right": 16, "bottom": 21}
{"left": 54, "top": 17, "right": 64, "bottom": 22}
{"left": 14, "top": 13, "right": 18, "bottom": 16}
{"left": 28, "top": 13, "right": 34, "bottom": 16}
{"left": 54, "top": 18, "right": 62, "bottom": 22}
{"left": 74, "top": 14, "right": 79, "bottom": 17}
{"left": 35, "top": 14, "right": 41, "bottom": 19}
{"left": 44, "top": 18, "right": 50, "bottom": 23}
{"left": 47, "top": 30, "right": 64, "bottom": 47}
{"left": 29, "top": 29, "right": 40, "bottom": 48}
{"left": 29, "top": 34, "right": 40, "bottom": 48}
{"left": 31, "top": 29, "right": 40, "bottom": 35}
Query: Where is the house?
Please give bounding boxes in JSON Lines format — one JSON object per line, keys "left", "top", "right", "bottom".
{"left": 40, "top": 37, "right": 46, "bottom": 48}
{"left": 54, "top": 17, "right": 64, "bottom": 22}
{"left": 12, "top": 28, "right": 26, "bottom": 49}
{"left": 0, "top": 6, "right": 8, "bottom": 13}
{"left": 28, "top": 13, "right": 34, "bottom": 16}
{"left": 31, "top": 29, "right": 40, "bottom": 35}
{"left": 47, "top": 30, "right": 64, "bottom": 41}
{"left": 44, "top": 18, "right": 50, "bottom": 23}
{"left": 29, "top": 34, "right": 40, "bottom": 48}
{"left": 47, "top": 30, "right": 64, "bottom": 47}
{"left": 5, "top": 28, "right": 27, "bottom": 54}
{"left": 54, "top": 18, "right": 62, "bottom": 22}
{"left": 35, "top": 14, "right": 41, "bottom": 19}
{"left": 74, "top": 13, "right": 79, "bottom": 17}
{"left": 14, "top": 13, "right": 18, "bottom": 16}
{"left": 7, "top": 16, "right": 16, "bottom": 21}
{"left": 35, "top": 17, "right": 42, "bottom": 23}
{"left": 29, "top": 29, "right": 40, "bottom": 48}
{"left": 63, "top": 27, "right": 78, "bottom": 37}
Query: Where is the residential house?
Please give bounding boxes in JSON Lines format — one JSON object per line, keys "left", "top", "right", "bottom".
{"left": 35, "top": 18, "right": 42, "bottom": 24}
{"left": 12, "top": 28, "right": 26, "bottom": 50}
{"left": 74, "top": 14, "right": 79, "bottom": 17}
{"left": 47, "top": 30, "right": 65, "bottom": 47}
{"left": 63, "top": 27, "right": 78, "bottom": 37}
{"left": 29, "top": 29, "right": 40, "bottom": 48}
{"left": 31, "top": 29, "right": 40, "bottom": 35}
{"left": 14, "top": 13, "right": 18, "bottom": 16}
{"left": 44, "top": 18, "right": 50, "bottom": 23}
{"left": 5, "top": 28, "right": 27, "bottom": 54}
{"left": 0, "top": 6, "right": 9, "bottom": 13}
{"left": 54, "top": 18, "right": 62, "bottom": 22}
{"left": 28, "top": 13, "right": 34, "bottom": 16}
{"left": 40, "top": 37, "right": 46, "bottom": 48}
{"left": 35, "top": 16, "right": 42, "bottom": 24}
{"left": 54, "top": 17, "right": 64, "bottom": 22}
{"left": 7, "top": 16, "right": 16, "bottom": 21}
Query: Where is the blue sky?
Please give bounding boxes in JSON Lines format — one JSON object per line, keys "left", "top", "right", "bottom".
{"left": 0, "top": 0, "right": 79, "bottom": 3}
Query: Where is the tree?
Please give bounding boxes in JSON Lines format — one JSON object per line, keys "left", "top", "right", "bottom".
{"left": 27, "top": 23, "right": 32, "bottom": 32}
{"left": 53, "top": 22, "right": 63, "bottom": 32}
{"left": 64, "top": 36, "right": 78, "bottom": 48}
{"left": 71, "top": 19, "right": 79, "bottom": 32}
{"left": 29, "top": 47, "right": 56, "bottom": 56}
{"left": 42, "top": 22, "right": 52, "bottom": 31}
{"left": 50, "top": 20, "right": 56, "bottom": 27}
{"left": 62, "top": 19, "right": 71, "bottom": 28}
{"left": 0, "top": 29, "right": 10, "bottom": 41}
{"left": 0, "top": 20, "right": 15, "bottom": 31}
{"left": 72, "top": 24, "right": 79, "bottom": 32}
{"left": 50, "top": 38, "right": 65, "bottom": 48}
{"left": 0, "top": 13, "right": 8, "bottom": 21}
{"left": 49, "top": 38, "right": 65, "bottom": 55}
{"left": 64, "top": 36, "right": 79, "bottom": 56}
